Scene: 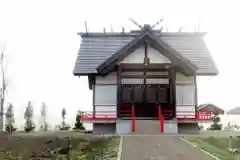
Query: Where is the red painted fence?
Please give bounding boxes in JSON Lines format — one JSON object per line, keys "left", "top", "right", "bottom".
{"left": 79, "top": 107, "right": 212, "bottom": 133}
{"left": 119, "top": 105, "right": 135, "bottom": 132}
{"left": 79, "top": 105, "right": 136, "bottom": 133}
{"left": 176, "top": 111, "right": 212, "bottom": 121}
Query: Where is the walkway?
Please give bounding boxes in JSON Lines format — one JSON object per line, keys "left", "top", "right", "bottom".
{"left": 120, "top": 135, "right": 214, "bottom": 160}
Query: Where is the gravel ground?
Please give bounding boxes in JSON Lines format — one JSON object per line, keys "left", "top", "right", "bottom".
{"left": 120, "top": 135, "right": 214, "bottom": 160}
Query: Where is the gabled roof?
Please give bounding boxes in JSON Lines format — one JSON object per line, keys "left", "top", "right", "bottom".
{"left": 97, "top": 25, "right": 197, "bottom": 76}
{"left": 73, "top": 27, "right": 219, "bottom": 76}
{"left": 197, "top": 103, "right": 224, "bottom": 114}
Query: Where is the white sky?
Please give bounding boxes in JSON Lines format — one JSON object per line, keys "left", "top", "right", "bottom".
{"left": 0, "top": 0, "right": 239, "bottom": 128}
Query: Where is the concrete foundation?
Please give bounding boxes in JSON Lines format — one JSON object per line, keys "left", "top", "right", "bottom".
{"left": 178, "top": 123, "right": 199, "bottom": 134}
{"left": 164, "top": 120, "right": 178, "bottom": 134}
{"left": 116, "top": 120, "right": 132, "bottom": 135}
{"left": 92, "top": 121, "right": 200, "bottom": 135}
{"left": 93, "top": 123, "right": 116, "bottom": 134}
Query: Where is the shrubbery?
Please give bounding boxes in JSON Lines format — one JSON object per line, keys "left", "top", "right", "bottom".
{"left": 73, "top": 114, "right": 85, "bottom": 130}
{"left": 24, "top": 101, "right": 35, "bottom": 132}
{"left": 208, "top": 111, "right": 222, "bottom": 130}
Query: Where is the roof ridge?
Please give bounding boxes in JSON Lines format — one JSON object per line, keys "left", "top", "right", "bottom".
{"left": 78, "top": 32, "right": 206, "bottom": 37}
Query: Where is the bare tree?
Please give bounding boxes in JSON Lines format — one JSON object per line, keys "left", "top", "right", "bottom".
{"left": 0, "top": 45, "right": 8, "bottom": 131}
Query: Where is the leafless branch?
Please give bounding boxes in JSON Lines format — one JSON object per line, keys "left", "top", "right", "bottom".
{"left": 0, "top": 44, "right": 8, "bottom": 131}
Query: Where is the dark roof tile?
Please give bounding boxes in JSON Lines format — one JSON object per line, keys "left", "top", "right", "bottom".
{"left": 73, "top": 31, "right": 218, "bottom": 75}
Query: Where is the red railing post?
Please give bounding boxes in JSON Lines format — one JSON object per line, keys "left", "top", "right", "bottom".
{"left": 158, "top": 106, "right": 161, "bottom": 130}
{"left": 132, "top": 105, "right": 135, "bottom": 132}
{"left": 160, "top": 117, "right": 164, "bottom": 133}
{"left": 158, "top": 105, "right": 164, "bottom": 133}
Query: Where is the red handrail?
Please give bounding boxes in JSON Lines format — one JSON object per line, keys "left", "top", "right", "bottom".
{"left": 119, "top": 109, "right": 132, "bottom": 117}
{"left": 158, "top": 105, "right": 164, "bottom": 133}
{"left": 176, "top": 111, "right": 212, "bottom": 121}
{"left": 161, "top": 109, "right": 173, "bottom": 119}
{"left": 196, "top": 112, "right": 212, "bottom": 120}
{"left": 132, "top": 105, "right": 135, "bottom": 132}
{"left": 79, "top": 111, "right": 116, "bottom": 121}
{"left": 119, "top": 106, "right": 135, "bottom": 133}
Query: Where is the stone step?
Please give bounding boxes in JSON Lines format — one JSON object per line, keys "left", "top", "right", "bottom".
{"left": 134, "top": 120, "right": 178, "bottom": 134}
{"left": 135, "top": 120, "right": 163, "bottom": 134}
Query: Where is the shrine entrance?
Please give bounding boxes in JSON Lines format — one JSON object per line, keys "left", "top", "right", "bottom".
{"left": 120, "top": 84, "right": 170, "bottom": 118}
{"left": 117, "top": 64, "right": 176, "bottom": 119}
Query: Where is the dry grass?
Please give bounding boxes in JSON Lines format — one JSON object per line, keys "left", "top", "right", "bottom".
{"left": 0, "top": 131, "right": 112, "bottom": 159}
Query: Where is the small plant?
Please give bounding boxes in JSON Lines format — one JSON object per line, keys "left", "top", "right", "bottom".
{"left": 40, "top": 102, "right": 48, "bottom": 131}
{"left": 24, "top": 101, "right": 35, "bottom": 132}
{"left": 5, "top": 103, "right": 16, "bottom": 132}
{"left": 59, "top": 125, "right": 70, "bottom": 131}
{"left": 73, "top": 111, "right": 85, "bottom": 130}
{"left": 59, "top": 108, "right": 70, "bottom": 130}
{"left": 208, "top": 111, "right": 222, "bottom": 130}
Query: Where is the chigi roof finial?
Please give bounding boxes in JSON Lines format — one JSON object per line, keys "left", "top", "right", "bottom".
{"left": 150, "top": 18, "right": 164, "bottom": 29}
{"left": 143, "top": 24, "right": 151, "bottom": 28}
{"left": 127, "top": 18, "right": 142, "bottom": 29}
{"left": 127, "top": 18, "right": 164, "bottom": 31}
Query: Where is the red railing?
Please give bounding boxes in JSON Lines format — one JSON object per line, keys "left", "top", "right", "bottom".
{"left": 119, "top": 105, "right": 135, "bottom": 132}
{"left": 158, "top": 105, "right": 164, "bottom": 133}
{"left": 176, "top": 111, "right": 212, "bottom": 121}
{"left": 80, "top": 111, "right": 116, "bottom": 121}
{"left": 156, "top": 108, "right": 212, "bottom": 121}
{"left": 161, "top": 109, "right": 173, "bottom": 119}
{"left": 79, "top": 105, "right": 136, "bottom": 133}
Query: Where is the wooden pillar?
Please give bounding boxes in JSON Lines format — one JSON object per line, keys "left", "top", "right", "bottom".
{"left": 93, "top": 85, "right": 96, "bottom": 119}
{"left": 170, "top": 67, "right": 176, "bottom": 118}
{"left": 143, "top": 42, "right": 148, "bottom": 102}
{"left": 117, "top": 66, "right": 122, "bottom": 119}
{"left": 194, "top": 75, "right": 198, "bottom": 116}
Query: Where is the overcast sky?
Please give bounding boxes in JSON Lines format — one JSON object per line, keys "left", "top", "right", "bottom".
{"left": 0, "top": 0, "right": 239, "bottom": 128}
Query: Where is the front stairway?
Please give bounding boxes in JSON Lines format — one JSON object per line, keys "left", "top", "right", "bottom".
{"left": 134, "top": 120, "right": 178, "bottom": 134}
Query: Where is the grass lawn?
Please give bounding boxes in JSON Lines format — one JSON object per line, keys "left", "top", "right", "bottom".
{"left": 198, "top": 131, "right": 240, "bottom": 138}
{"left": 0, "top": 131, "right": 120, "bottom": 160}
{"left": 185, "top": 136, "right": 240, "bottom": 160}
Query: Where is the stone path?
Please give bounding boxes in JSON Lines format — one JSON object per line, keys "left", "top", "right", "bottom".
{"left": 120, "top": 136, "right": 214, "bottom": 160}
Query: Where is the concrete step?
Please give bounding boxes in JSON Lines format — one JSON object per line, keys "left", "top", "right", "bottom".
{"left": 135, "top": 120, "right": 162, "bottom": 134}
{"left": 134, "top": 120, "right": 178, "bottom": 134}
